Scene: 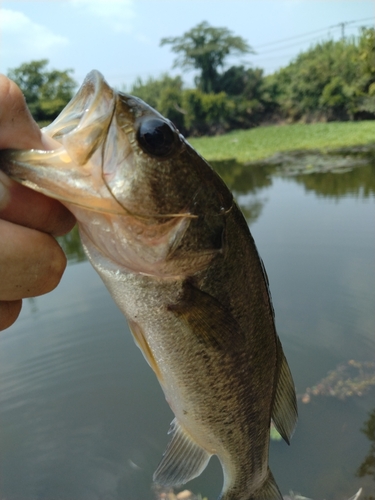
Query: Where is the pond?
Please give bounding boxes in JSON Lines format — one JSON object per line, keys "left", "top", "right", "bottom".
{"left": 1, "top": 158, "right": 374, "bottom": 500}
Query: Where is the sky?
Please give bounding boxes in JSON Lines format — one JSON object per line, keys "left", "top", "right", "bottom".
{"left": 0, "top": 0, "right": 374, "bottom": 90}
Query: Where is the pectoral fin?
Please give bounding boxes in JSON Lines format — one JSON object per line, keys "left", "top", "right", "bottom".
{"left": 153, "top": 419, "right": 211, "bottom": 487}
{"left": 128, "top": 319, "right": 163, "bottom": 383}
{"left": 271, "top": 338, "right": 298, "bottom": 444}
{"left": 169, "top": 282, "right": 243, "bottom": 350}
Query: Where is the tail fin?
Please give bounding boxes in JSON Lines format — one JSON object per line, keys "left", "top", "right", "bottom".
{"left": 251, "top": 470, "right": 282, "bottom": 500}
{"left": 220, "top": 469, "right": 282, "bottom": 500}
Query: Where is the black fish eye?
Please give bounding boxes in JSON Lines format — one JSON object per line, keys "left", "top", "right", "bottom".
{"left": 137, "top": 118, "right": 177, "bottom": 157}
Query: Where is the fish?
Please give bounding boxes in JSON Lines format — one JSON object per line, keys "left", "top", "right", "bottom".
{"left": 0, "top": 71, "right": 297, "bottom": 500}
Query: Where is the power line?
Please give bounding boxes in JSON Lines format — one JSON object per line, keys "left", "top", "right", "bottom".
{"left": 252, "top": 16, "right": 374, "bottom": 50}
{"left": 252, "top": 22, "right": 373, "bottom": 57}
{"left": 254, "top": 34, "right": 335, "bottom": 56}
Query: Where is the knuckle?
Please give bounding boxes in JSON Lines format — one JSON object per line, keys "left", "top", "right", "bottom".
{"left": 34, "top": 236, "right": 67, "bottom": 295}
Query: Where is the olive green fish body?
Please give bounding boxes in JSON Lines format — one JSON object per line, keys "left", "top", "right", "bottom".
{"left": 0, "top": 71, "right": 297, "bottom": 500}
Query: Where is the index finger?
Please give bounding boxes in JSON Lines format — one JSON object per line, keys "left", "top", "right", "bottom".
{"left": 0, "top": 172, "right": 75, "bottom": 236}
{"left": 0, "top": 75, "right": 76, "bottom": 236}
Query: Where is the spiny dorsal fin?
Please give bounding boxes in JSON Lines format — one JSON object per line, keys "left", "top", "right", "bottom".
{"left": 272, "top": 339, "right": 298, "bottom": 444}
{"left": 153, "top": 419, "right": 211, "bottom": 487}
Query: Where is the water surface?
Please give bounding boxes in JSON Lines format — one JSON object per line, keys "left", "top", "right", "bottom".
{"left": 1, "top": 161, "right": 374, "bottom": 500}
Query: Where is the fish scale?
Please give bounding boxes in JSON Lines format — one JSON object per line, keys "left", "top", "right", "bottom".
{"left": 0, "top": 70, "right": 297, "bottom": 500}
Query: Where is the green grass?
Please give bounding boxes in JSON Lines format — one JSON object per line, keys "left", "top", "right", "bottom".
{"left": 188, "top": 121, "right": 375, "bottom": 163}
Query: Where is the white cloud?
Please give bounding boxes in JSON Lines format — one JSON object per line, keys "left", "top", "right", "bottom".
{"left": 70, "top": 0, "right": 135, "bottom": 33}
{"left": 0, "top": 9, "right": 69, "bottom": 69}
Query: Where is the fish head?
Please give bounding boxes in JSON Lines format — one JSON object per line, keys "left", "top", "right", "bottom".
{"left": 0, "top": 71, "right": 233, "bottom": 276}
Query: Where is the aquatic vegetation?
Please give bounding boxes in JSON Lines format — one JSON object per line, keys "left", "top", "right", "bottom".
{"left": 300, "top": 361, "right": 375, "bottom": 404}
{"left": 189, "top": 121, "right": 375, "bottom": 163}
{"left": 258, "top": 145, "right": 374, "bottom": 176}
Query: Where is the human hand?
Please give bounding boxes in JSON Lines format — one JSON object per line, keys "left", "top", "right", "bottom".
{"left": 0, "top": 75, "right": 76, "bottom": 330}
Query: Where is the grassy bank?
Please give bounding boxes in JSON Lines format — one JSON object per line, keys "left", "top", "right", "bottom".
{"left": 188, "top": 121, "right": 375, "bottom": 163}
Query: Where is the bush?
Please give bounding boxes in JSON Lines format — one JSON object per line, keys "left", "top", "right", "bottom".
{"left": 268, "top": 28, "right": 375, "bottom": 121}
{"left": 129, "top": 74, "right": 186, "bottom": 131}
{"left": 181, "top": 89, "right": 235, "bottom": 135}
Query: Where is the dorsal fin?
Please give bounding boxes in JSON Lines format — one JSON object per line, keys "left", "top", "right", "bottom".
{"left": 272, "top": 339, "right": 298, "bottom": 444}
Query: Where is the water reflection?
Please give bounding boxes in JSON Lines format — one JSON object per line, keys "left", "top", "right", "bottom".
{"left": 210, "top": 159, "right": 273, "bottom": 225}
{"left": 293, "top": 163, "right": 375, "bottom": 199}
{"left": 210, "top": 159, "right": 273, "bottom": 194}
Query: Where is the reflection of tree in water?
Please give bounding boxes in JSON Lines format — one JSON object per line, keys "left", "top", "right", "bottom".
{"left": 357, "top": 408, "right": 375, "bottom": 500}
{"left": 210, "top": 159, "right": 272, "bottom": 225}
{"left": 236, "top": 199, "right": 264, "bottom": 226}
{"left": 57, "top": 225, "right": 87, "bottom": 264}
{"left": 293, "top": 162, "right": 375, "bottom": 199}
{"left": 210, "top": 159, "right": 273, "bottom": 194}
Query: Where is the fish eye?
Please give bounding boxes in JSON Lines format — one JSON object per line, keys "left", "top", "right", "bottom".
{"left": 137, "top": 118, "right": 177, "bottom": 157}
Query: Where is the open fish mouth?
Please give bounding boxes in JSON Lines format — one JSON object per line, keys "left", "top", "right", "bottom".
{"left": 0, "top": 70, "right": 128, "bottom": 215}
{"left": 0, "top": 70, "right": 203, "bottom": 221}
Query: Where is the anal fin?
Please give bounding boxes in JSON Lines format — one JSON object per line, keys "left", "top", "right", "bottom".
{"left": 153, "top": 418, "right": 211, "bottom": 487}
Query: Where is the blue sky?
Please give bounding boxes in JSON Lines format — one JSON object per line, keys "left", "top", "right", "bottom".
{"left": 1, "top": 0, "right": 374, "bottom": 90}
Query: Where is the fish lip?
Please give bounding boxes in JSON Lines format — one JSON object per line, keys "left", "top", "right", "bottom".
{"left": 43, "top": 70, "right": 112, "bottom": 144}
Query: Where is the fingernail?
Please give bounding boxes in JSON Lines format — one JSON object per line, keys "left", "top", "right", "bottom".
{"left": 0, "top": 171, "right": 11, "bottom": 211}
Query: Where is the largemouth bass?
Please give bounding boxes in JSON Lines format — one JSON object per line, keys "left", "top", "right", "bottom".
{"left": 0, "top": 71, "right": 297, "bottom": 500}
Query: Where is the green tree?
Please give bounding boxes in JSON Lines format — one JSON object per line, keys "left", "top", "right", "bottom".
{"left": 7, "top": 59, "right": 77, "bottom": 123}
{"left": 129, "top": 74, "right": 185, "bottom": 131}
{"left": 160, "top": 21, "right": 252, "bottom": 93}
{"left": 216, "top": 66, "right": 264, "bottom": 99}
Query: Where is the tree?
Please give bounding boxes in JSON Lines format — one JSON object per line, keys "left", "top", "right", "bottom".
{"left": 7, "top": 59, "right": 77, "bottom": 123}
{"left": 160, "top": 21, "right": 252, "bottom": 93}
{"left": 216, "top": 65, "right": 266, "bottom": 100}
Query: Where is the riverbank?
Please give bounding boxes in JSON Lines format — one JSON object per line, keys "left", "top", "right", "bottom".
{"left": 189, "top": 121, "right": 375, "bottom": 163}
